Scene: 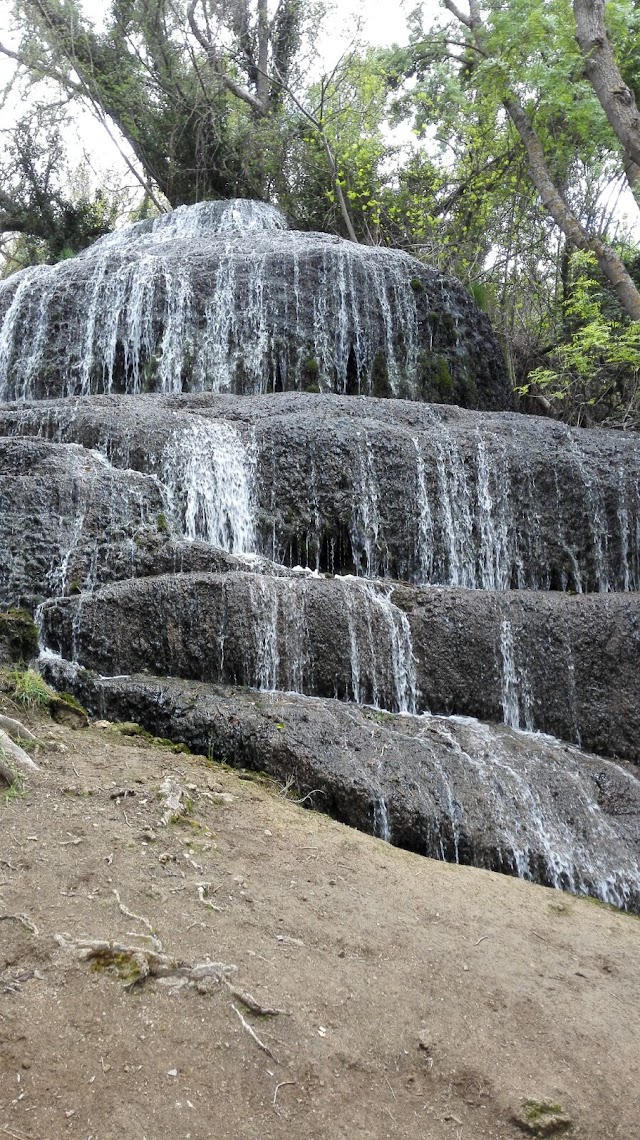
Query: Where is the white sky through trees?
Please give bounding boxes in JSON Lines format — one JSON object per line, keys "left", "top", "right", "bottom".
{"left": 0, "top": 0, "right": 416, "bottom": 211}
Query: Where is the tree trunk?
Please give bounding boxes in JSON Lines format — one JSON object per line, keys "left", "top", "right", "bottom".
{"left": 573, "top": 0, "right": 640, "bottom": 171}
{"left": 256, "top": 0, "right": 270, "bottom": 110}
{"left": 505, "top": 97, "right": 640, "bottom": 320}
{"left": 443, "top": 0, "right": 640, "bottom": 322}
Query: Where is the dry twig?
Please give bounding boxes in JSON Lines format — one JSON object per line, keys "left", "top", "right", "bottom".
{"left": 112, "top": 888, "right": 162, "bottom": 951}
{"left": 273, "top": 1080, "right": 296, "bottom": 1110}
{"left": 225, "top": 981, "right": 285, "bottom": 1016}
{"left": 196, "top": 882, "right": 223, "bottom": 912}
{"left": 0, "top": 913, "right": 39, "bottom": 935}
{"left": 232, "top": 1003, "right": 277, "bottom": 1061}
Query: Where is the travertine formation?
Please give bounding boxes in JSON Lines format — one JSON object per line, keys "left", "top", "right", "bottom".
{"left": 1, "top": 200, "right": 639, "bottom": 909}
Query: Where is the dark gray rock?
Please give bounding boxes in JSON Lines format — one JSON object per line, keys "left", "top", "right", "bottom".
{"left": 2, "top": 392, "right": 639, "bottom": 592}
{"left": 40, "top": 572, "right": 640, "bottom": 762}
{"left": 0, "top": 435, "right": 291, "bottom": 608}
{"left": 40, "top": 660, "right": 640, "bottom": 912}
{"left": 0, "top": 608, "right": 38, "bottom": 665}
{"left": 0, "top": 200, "right": 511, "bottom": 410}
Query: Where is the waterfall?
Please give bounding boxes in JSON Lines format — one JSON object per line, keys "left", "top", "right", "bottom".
{"left": 0, "top": 200, "right": 429, "bottom": 402}
{"left": 244, "top": 576, "right": 312, "bottom": 693}
{"left": 339, "top": 579, "right": 418, "bottom": 714}
{"left": 498, "top": 617, "right": 534, "bottom": 732}
{"left": 426, "top": 716, "right": 640, "bottom": 907}
{"left": 349, "top": 432, "right": 384, "bottom": 576}
{"left": 2, "top": 198, "right": 640, "bottom": 914}
{"left": 373, "top": 795, "right": 392, "bottom": 842}
{"left": 163, "top": 417, "right": 256, "bottom": 552}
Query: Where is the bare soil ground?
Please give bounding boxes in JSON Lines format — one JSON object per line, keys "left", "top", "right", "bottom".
{"left": 1, "top": 699, "right": 639, "bottom": 1140}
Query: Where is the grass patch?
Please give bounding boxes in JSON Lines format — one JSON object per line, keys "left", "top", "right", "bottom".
{"left": 8, "top": 667, "right": 54, "bottom": 709}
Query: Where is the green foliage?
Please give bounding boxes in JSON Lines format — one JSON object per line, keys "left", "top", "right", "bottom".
{"left": 519, "top": 252, "right": 640, "bottom": 426}
{"left": 282, "top": 49, "right": 396, "bottom": 241}
{"left": 381, "top": 0, "right": 640, "bottom": 391}
{"left": 7, "top": 0, "right": 318, "bottom": 209}
{"left": 0, "top": 107, "right": 121, "bottom": 266}
{"left": 8, "top": 667, "right": 54, "bottom": 709}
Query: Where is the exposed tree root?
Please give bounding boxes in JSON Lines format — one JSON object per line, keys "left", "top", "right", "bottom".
{"left": 0, "top": 728, "right": 38, "bottom": 787}
{"left": 55, "top": 934, "right": 238, "bottom": 991}
{"left": 0, "top": 715, "right": 37, "bottom": 741}
{"left": 0, "top": 913, "right": 39, "bottom": 934}
{"left": 232, "top": 1003, "right": 278, "bottom": 1061}
{"left": 112, "top": 889, "right": 163, "bottom": 951}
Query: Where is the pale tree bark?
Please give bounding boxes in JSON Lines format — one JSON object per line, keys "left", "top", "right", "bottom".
{"left": 573, "top": 0, "right": 640, "bottom": 180}
{"left": 443, "top": 0, "right": 640, "bottom": 322}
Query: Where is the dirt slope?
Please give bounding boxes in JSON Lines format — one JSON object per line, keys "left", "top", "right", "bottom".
{"left": 1, "top": 704, "right": 639, "bottom": 1140}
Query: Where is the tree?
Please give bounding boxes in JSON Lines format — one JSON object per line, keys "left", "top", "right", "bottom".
{"left": 573, "top": 0, "right": 640, "bottom": 191}
{"left": 0, "top": 107, "right": 120, "bottom": 267}
{"left": 1, "top": 0, "right": 316, "bottom": 208}
{"left": 436, "top": 0, "right": 640, "bottom": 320}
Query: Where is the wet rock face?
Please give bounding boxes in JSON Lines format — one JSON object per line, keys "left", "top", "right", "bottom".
{"left": 40, "top": 572, "right": 640, "bottom": 762}
{"left": 0, "top": 200, "right": 511, "bottom": 410}
{"left": 0, "top": 608, "right": 38, "bottom": 665}
{"left": 2, "top": 393, "right": 639, "bottom": 594}
{"left": 0, "top": 437, "right": 165, "bottom": 606}
{"left": 40, "top": 663, "right": 640, "bottom": 913}
{"left": 0, "top": 435, "right": 294, "bottom": 607}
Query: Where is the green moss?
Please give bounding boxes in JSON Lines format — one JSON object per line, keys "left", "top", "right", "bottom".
{"left": 583, "top": 895, "right": 640, "bottom": 919}
{"left": 0, "top": 610, "right": 39, "bottom": 664}
{"left": 68, "top": 580, "right": 83, "bottom": 596}
{"left": 410, "top": 275, "right": 425, "bottom": 293}
{"left": 157, "top": 513, "right": 168, "bottom": 533}
{"left": 523, "top": 1102, "right": 564, "bottom": 1123}
{"left": 514, "top": 1099, "right": 573, "bottom": 1137}
{"left": 113, "top": 721, "right": 191, "bottom": 753}
{"left": 301, "top": 354, "right": 320, "bottom": 392}
{"left": 141, "top": 353, "right": 160, "bottom": 392}
{"left": 434, "top": 355, "right": 453, "bottom": 396}
{"left": 371, "top": 351, "right": 391, "bottom": 399}
{"left": 364, "top": 709, "right": 396, "bottom": 724}
{"left": 89, "top": 949, "right": 145, "bottom": 987}
{"left": 57, "top": 691, "right": 89, "bottom": 715}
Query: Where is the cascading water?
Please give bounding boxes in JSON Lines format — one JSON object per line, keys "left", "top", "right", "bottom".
{"left": 163, "top": 417, "right": 256, "bottom": 551}
{"left": 498, "top": 617, "right": 534, "bottom": 732}
{"left": 422, "top": 715, "right": 640, "bottom": 907}
{"left": 0, "top": 199, "right": 444, "bottom": 403}
{"left": 240, "top": 575, "right": 417, "bottom": 714}
{"left": 339, "top": 579, "right": 418, "bottom": 714}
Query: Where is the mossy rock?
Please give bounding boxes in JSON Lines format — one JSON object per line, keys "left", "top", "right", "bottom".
{"left": 0, "top": 610, "right": 39, "bottom": 665}
{"left": 513, "top": 1099, "right": 573, "bottom": 1136}
{"left": 371, "top": 352, "right": 392, "bottom": 399}
{"left": 50, "top": 693, "right": 89, "bottom": 729}
{"left": 114, "top": 720, "right": 191, "bottom": 753}
{"left": 434, "top": 355, "right": 453, "bottom": 396}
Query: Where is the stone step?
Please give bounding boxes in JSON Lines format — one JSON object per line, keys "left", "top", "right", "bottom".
{"left": 3, "top": 392, "right": 640, "bottom": 593}
{"left": 41, "top": 571, "right": 640, "bottom": 763}
{"left": 41, "top": 659, "right": 640, "bottom": 913}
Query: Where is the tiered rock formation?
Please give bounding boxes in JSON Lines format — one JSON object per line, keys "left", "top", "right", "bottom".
{"left": 1, "top": 200, "right": 639, "bottom": 909}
